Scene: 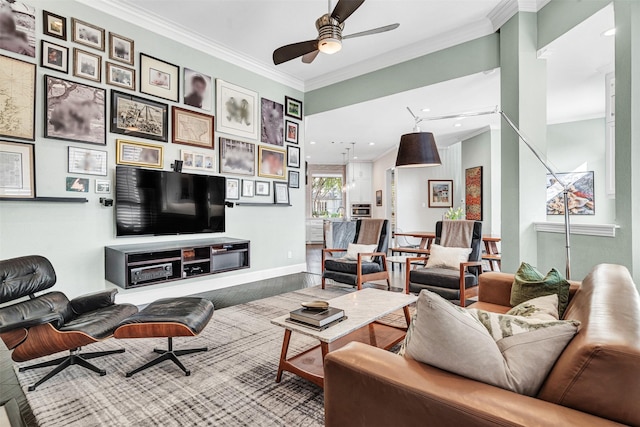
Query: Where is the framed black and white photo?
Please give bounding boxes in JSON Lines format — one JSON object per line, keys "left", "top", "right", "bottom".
{"left": 285, "top": 120, "right": 298, "bottom": 144}
{"left": 226, "top": 178, "right": 240, "bottom": 200}
{"left": 219, "top": 137, "right": 255, "bottom": 176}
{"left": 108, "top": 32, "right": 134, "bottom": 65}
{"left": 40, "top": 40, "right": 68, "bottom": 73}
{"left": 184, "top": 68, "right": 212, "bottom": 111}
{"left": 172, "top": 106, "right": 214, "bottom": 149}
{"left": 116, "top": 139, "right": 163, "bottom": 168}
{"left": 106, "top": 62, "right": 135, "bottom": 90}
{"left": 73, "top": 48, "right": 101, "bottom": 82}
{"left": 43, "top": 10, "right": 66, "bottom": 40}
{"left": 0, "top": 1, "right": 35, "bottom": 57}
{"left": 0, "top": 141, "right": 35, "bottom": 198}
{"left": 0, "top": 55, "right": 35, "bottom": 141}
{"left": 261, "top": 98, "right": 284, "bottom": 146}
{"left": 288, "top": 170, "right": 300, "bottom": 189}
{"left": 71, "top": 18, "right": 105, "bottom": 51}
{"left": 110, "top": 90, "right": 168, "bottom": 142}
{"left": 274, "top": 181, "right": 290, "bottom": 205}
{"left": 287, "top": 145, "right": 300, "bottom": 168}
{"left": 255, "top": 181, "right": 270, "bottom": 196}
{"left": 216, "top": 79, "right": 259, "bottom": 140}
{"left": 258, "top": 146, "right": 286, "bottom": 180}
{"left": 285, "top": 96, "right": 303, "bottom": 120}
{"left": 66, "top": 177, "right": 89, "bottom": 192}
{"left": 140, "top": 53, "right": 179, "bottom": 102}
{"left": 95, "top": 179, "right": 111, "bottom": 194}
{"left": 45, "top": 75, "right": 106, "bottom": 145}
{"left": 242, "top": 179, "right": 254, "bottom": 197}
{"left": 181, "top": 149, "right": 214, "bottom": 172}
{"left": 68, "top": 146, "right": 107, "bottom": 176}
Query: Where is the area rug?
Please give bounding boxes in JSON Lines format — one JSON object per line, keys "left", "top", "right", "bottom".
{"left": 14, "top": 286, "right": 407, "bottom": 426}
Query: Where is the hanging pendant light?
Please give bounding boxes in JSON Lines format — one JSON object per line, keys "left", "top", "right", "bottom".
{"left": 395, "top": 107, "right": 442, "bottom": 168}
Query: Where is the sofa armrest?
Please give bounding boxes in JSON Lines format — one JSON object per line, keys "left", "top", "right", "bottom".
{"left": 477, "top": 272, "right": 515, "bottom": 306}
{"left": 324, "top": 342, "right": 622, "bottom": 427}
{"left": 70, "top": 289, "right": 117, "bottom": 315}
{"left": 0, "top": 312, "right": 64, "bottom": 334}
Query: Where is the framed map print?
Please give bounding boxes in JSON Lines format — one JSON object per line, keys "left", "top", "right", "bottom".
{"left": 0, "top": 55, "right": 36, "bottom": 141}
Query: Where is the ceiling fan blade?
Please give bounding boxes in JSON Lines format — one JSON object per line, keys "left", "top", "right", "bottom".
{"left": 302, "top": 50, "right": 320, "bottom": 64}
{"left": 273, "top": 40, "right": 319, "bottom": 65}
{"left": 331, "top": 0, "right": 365, "bottom": 24}
{"left": 343, "top": 23, "right": 399, "bottom": 40}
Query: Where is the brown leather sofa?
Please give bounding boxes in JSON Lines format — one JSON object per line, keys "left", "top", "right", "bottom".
{"left": 324, "top": 264, "right": 640, "bottom": 426}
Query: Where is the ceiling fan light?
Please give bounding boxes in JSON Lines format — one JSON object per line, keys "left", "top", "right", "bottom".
{"left": 319, "top": 38, "right": 342, "bottom": 54}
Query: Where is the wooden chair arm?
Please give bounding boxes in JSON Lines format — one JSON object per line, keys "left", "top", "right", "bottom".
{"left": 459, "top": 262, "right": 483, "bottom": 308}
{"left": 322, "top": 248, "right": 348, "bottom": 254}
{"left": 404, "top": 257, "right": 427, "bottom": 295}
{"left": 460, "top": 261, "right": 484, "bottom": 272}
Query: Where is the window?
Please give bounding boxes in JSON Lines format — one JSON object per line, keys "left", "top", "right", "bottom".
{"left": 311, "top": 175, "right": 344, "bottom": 218}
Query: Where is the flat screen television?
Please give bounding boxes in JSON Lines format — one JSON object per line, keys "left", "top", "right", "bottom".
{"left": 115, "top": 166, "right": 225, "bottom": 236}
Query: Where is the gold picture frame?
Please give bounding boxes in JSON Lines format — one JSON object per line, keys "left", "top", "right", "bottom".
{"left": 258, "top": 146, "right": 286, "bottom": 180}
{"left": 116, "top": 139, "right": 163, "bottom": 168}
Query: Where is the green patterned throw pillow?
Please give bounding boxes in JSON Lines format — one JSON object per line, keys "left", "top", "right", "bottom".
{"left": 510, "top": 263, "right": 571, "bottom": 318}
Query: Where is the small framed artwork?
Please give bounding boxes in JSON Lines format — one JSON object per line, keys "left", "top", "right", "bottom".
{"left": 465, "top": 166, "right": 483, "bottom": 220}
{"left": 0, "top": 141, "right": 35, "bottom": 199}
{"left": 41, "top": 40, "right": 68, "bottom": 73}
{"left": 285, "top": 96, "right": 303, "bottom": 120}
{"left": 106, "top": 62, "right": 135, "bottom": 90}
{"left": 226, "top": 178, "right": 240, "bottom": 200}
{"left": 140, "top": 53, "right": 179, "bottom": 102}
{"left": 287, "top": 145, "right": 300, "bottom": 168}
{"left": 184, "top": 68, "right": 212, "bottom": 111}
{"left": 108, "top": 32, "right": 134, "bottom": 65}
{"left": 274, "top": 181, "right": 290, "bottom": 205}
{"left": 172, "top": 106, "right": 214, "bottom": 149}
{"left": 219, "top": 137, "right": 255, "bottom": 176}
{"left": 44, "top": 75, "right": 106, "bottom": 145}
{"left": 95, "top": 179, "right": 111, "bottom": 194}
{"left": 288, "top": 170, "right": 299, "bottom": 189}
{"left": 66, "top": 177, "right": 89, "bottom": 192}
{"left": 242, "top": 180, "right": 254, "bottom": 197}
{"left": 72, "top": 18, "right": 105, "bottom": 51}
{"left": 428, "top": 180, "right": 453, "bottom": 208}
{"left": 376, "top": 190, "right": 383, "bottom": 207}
{"left": 1, "top": 2, "right": 35, "bottom": 57}
{"left": 181, "top": 149, "right": 214, "bottom": 172}
{"left": 73, "top": 48, "right": 101, "bottom": 82}
{"left": 255, "top": 181, "right": 270, "bottom": 196}
{"left": 110, "top": 90, "right": 168, "bottom": 142}
{"left": 258, "top": 146, "right": 286, "bottom": 180}
{"left": 43, "top": 10, "right": 67, "bottom": 40}
{"left": 68, "top": 146, "right": 107, "bottom": 176}
{"left": 261, "top": 98, "right": 284, "bottom": 146}
{"left": 0, "top": 55, "right": 36, "bottom": 141}
{"left": 216, "top": 79, "right": 259, "bottom": 140}
{"left": 116, "top": 139, "right": 164, "bottom": 168}
{"left": 285, "top": 120, "right": 299, "bottom": 144}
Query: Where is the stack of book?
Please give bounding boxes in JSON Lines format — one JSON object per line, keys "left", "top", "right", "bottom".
{"left": 288, "top": 306, "right": 345, "bottom": 330}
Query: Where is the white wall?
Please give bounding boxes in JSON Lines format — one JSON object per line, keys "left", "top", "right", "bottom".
{"left": 371, "top": 149, "right": 397, "bottom": 219}
{"left": 0, "top": 1, "right": 306, "bottom": 302}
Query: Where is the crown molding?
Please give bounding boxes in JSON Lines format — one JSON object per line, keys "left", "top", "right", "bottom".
{"left": 488, "top": 0, "right": 551, "bottom": 31}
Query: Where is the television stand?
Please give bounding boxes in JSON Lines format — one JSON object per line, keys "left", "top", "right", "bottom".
{"left": 105, "top": 238, "right": 250, "bottom": 289}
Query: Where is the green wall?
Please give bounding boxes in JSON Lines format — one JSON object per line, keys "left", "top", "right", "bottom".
{"left": 537, "top": 0, "right": 611, "bottom": 48}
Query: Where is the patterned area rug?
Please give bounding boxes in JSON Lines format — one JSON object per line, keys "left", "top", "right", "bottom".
{"left": 15, "top": 286, "right": 407, "bottom": 426}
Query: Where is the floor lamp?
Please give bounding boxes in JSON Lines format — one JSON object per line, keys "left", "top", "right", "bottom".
{"left": 417, "top": 106, "right": 572, "bottom": 280}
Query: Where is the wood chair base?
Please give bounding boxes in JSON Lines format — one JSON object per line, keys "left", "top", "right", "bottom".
{"left": 124, "top": 337, "right": 208, "bottom": 378}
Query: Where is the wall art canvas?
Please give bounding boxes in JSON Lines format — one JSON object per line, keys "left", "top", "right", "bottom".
{"left": 172, "top": 106, "right": 214, "bottom": 149}
{"left": 108, "top": 32, "right": 134, "bottom": 65}
{"left": 258, "top": 146, "right": 286, "bottom": 180}
{"left": 184, "top": 68, "right": 212, "bottom": 111}
{"left": 40, "top": 40, "right": 68, "bottom": 73}
{"left": 0, "top": 55, "right": 35, "bottom": 141}
{"left": 68, "top": 146, "right": 107, "bottom": 176}
{"left": 140, "top": 53, "right": 179, "bottom": 102}
{"left": 45, "top": 75, "right": 106, "bottom": 145}
{"left": 261, "top": 98, "right": 284, "bottom": 146}
{"left": 0, "top": 140, "right": 35, "bottom": 198}
{"left": 219, "top": 137, "right": 255, "bottom": 176}
{"left": 43, "top": 10, "right": 66, "bottom": 40}
{"left": 110, "top": 90, "right": 168, "bottom": 142}
{"left": 216, "top": 79, "right": 258, "bottom": 140}
{"left": 546, "top": 171, "right": 595, "bottom": 215}
{"left": 0, "top": 1, "right": 35, "bottom": 57}
{"left": 465, "top": 166, "right": 483, "bottom": 221}
{"left": 71, "top": 18, "right": 104, "bottom": 51}
{"left": 428, "top": 180, "right": 453, "bottom": 208}
{"left": 181, "top": 149, "right": 214, "bottom": 172}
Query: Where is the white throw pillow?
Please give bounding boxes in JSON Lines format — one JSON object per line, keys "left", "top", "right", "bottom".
{"left": 426, "top": 244, "right": 472, "bottom": 270}
{"left": 343, "top": 243, "right": 378, "bottom": 262}
{"left": 506, "top": 294, "right": 559, "bottom": 321}
{"left": 401, "top": 290, "right": 580, "bottom": 396}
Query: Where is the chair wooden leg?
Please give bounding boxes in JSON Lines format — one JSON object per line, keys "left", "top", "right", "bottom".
{"left": 322, "top": 276, "right": 326, "bottom": 289}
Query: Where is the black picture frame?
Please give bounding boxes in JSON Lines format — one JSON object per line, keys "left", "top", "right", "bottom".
{"left": 274, "top": 181, "right": 290, "bottom": 205}
{"left": 43, "top": 10, "right": 67, "bottom": 40}
{"left": 40, "top": 40, "right": 68, "bottom": 74}
{"left": 110, "top": 90, "right": 169, "bottom": 142}
{"left": 285, "top": 96, "right": 303, "bottom": 120}
{"left": 287, "top": 145, "right": 300, "bottom": 168}
{"left": 288, "top": 170, "right": 300, "bottom": 189}
{"left": 139, "top": 53, "right": 180, "bottom": 102}
{"left": 285, "top": 120, "right": 299, "bottom": 144}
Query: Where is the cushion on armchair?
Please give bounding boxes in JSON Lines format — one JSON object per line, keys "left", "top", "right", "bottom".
{"left": 324, "top": 259, "right": 383, "bottom": 275}
{"left": 70, "top": 289, "right": 118, "bottom": 315}
{"left": 343, "top": 243, "right": 378, "bottom": 262}
{"left": 426, "top": 244, "right": 472, "bottom": 270}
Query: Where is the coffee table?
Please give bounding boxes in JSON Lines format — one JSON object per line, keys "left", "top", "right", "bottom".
{"left": 271, "top": 288, "right": 417, "bottom": 388}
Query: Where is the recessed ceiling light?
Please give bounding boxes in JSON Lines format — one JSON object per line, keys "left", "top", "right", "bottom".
{"left": 454, "top": 123, "right": 462, "bottom": 128}
{"left": 310, "top": 141, "right": 316, "bottom": 145}
{"left": 602, "top": 28, "right": 616, "bottom": 37}
{"left": 369, "top": 142, "right": 375, "bottom": 146}
{"left": 421, "top": 108, "right": 431, "bottom": 112}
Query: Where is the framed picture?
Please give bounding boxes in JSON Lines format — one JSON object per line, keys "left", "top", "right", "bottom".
{"left": 1, "top": 2, "right": 35, "bottom": 57}
{"left": 110, "top": 90, "right": 168, "bottom": 142}
{"left": 285, "top": 96, "right": 303, "bottom": 120}
{"left": 106, "top": 62, "right": 135, "bottom": 90}
{"left": 0, "top": 141, "right": 35, "bottom": 198}
{"left": 242, "top": 179, "right": 254, "bottom": 197}
{"left": 40, "top": 40, "right": 68, "bottom": 73}
{"left": 219, "top": 137, "right": 255, "bottom": 176}
{"left": 376, "top": 190, "right": 382, "bottom": 207}
{"left": 428, "top": 180, "right": 453, "bottom": 208}
{"left": 216, "top": 79, "right": 259, "bottom": 140}
{"left": 261, "top": 98, "right": 284, "bottom": 146}
{"left": 72, "top": 18, "right": 105, "bottom": 51}
{"left": 287, "top": 145, "right": 300, "bottom": 168}
{"left": 547, "top": 171, "right": 595, "bottom": 215}
{"left": 95, "top": 179, "right": 111, "bottom": 194}
{"left": 68, "top": 146, "right": 107, "bottom": 176}
{"left": 184, "top": 68, "right": 212, "bottom": 111}
{"left": 73, "top": 48, "right": 101, "bottom": 82}
{"left": 255, "top": 181, "right": 270, "bottom": 196}
{"left": 172, "top": 106, "right": 214, "bottom": 149}
{"left": 258, "top": 146, "right": 286, "bottom": 180}
{"left": 274, "top": 181, "right": 290, "bottom": 205}
{"left": 108, "top": 32, "right": 134, "bottom": 65}
{"left": 465, "top": 166, "right": 483, "bottom": 221}
{"left": 140, "top": 53, "right": 179, "bottom": 102}
{"left": 288, "top": 170, "right": 299, "bottom": 189}
{"left": 0, "top": 55, "right": 36, "bottom": 141}
{"left": 66, "top": 177, "right": 89, "bottom": 192}
{"left": 44, "top": 75, "right": 106, "bottom": 145}
{"left": 116, "top": 139, "right": 163, "bottom": 168}
{"left": 43, "top": 10, "right": 66, "bottom": 40}
{"left": 285, "top": 120, "right": 299, "bottom": 144}
{"left": 181, "top": 149, "right": 215, "bottom": 172}
{"left": 226, "top": 178, "right": 240, "bottom": 200}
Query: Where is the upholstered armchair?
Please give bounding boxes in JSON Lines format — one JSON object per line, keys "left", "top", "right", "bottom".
{"left": 322, "top": 219, "right": 391, "bottom": 290}
{"left": 0, "top": 255, "right": 138, "bottom": 390}
{"left": 406, "top": 221, "right": 483, "bottom": 306}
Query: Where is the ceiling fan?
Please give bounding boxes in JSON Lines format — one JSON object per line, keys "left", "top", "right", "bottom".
{"left": 272, "top": 0, "right": 399, "bottom": 65}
